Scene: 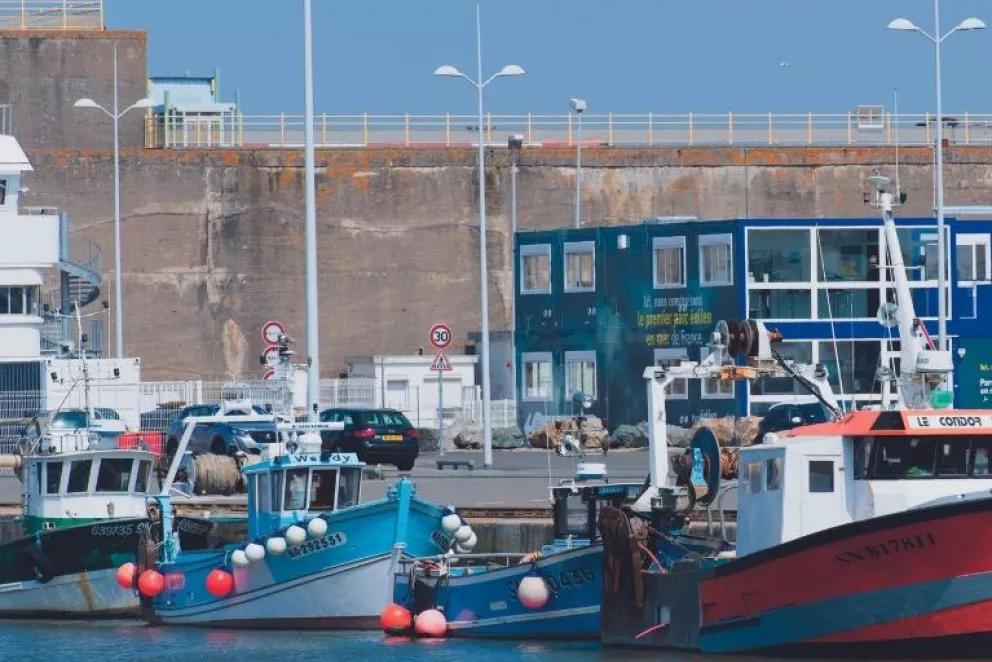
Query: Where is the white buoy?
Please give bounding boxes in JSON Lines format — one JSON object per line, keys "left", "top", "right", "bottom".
{"left": 454, "top": 525, "right": 473, "bottom": 543}
{"left": 307, "top": 517, "right": 328, "bottom": 539}
{"left": 231, "top": 549, "right": 250, "bottom": 568}
{"left": 441, "top": 513, "right": 461, "bottom": 534}
{"left": 244, "top": 543, "right": 266, "bottom": 563}
{"left": 266, "top": 537, "right": 287, "bottom": 556}
{"left": 517, "top": 576, "right": 550, "bottom": 609}
{"left": 454, "top": 543, "right": 470, "bottom": 554}
{"left": 285, "top": 525, "right": 307, "bottom": 546}
{"left": 462, "top": 532, "right": 478, "bottom": 550}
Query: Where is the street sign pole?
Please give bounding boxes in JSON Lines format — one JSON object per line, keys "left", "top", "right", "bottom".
{"left": 438, "top": 369, "right": 444, "bottom": 458}
{"left": 428, "top": 324, "right": 454, "bottom": 458}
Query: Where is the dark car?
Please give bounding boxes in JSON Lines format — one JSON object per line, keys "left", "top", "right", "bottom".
{"left": 165, "top": 403, "right": 277, "bottom": 457}
{"left": 756, "top": 401, "right": 831, "bottom": 442}
{"left": 319, "top": 408, "right": 418, "bottom": 471}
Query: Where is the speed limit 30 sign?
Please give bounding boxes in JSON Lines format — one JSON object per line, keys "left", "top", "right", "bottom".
{"left": 429, "top": 323, "right": 453, "bottom": 351}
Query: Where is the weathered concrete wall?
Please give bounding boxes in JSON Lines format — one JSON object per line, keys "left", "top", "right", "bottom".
{"left": 19, "top": 144, "right": 992, "bottom": 380}
{"left": 0, "top": 30, "right": 146, "bottom": 149}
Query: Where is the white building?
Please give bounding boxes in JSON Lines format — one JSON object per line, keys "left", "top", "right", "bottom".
{"left": 344, "top": 354, "right": 478, "bottom": 428}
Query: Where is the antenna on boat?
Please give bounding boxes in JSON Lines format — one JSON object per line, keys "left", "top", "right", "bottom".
{"left": 893, "top": 88, "right": 902, "bottom": 202}
{"left": 74, "top": 300, "right": 94, "bottom": 420}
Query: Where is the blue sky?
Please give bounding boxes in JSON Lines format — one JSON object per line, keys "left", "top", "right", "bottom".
{"left": 107, "top": 1, "right": 992, "bottom": 115}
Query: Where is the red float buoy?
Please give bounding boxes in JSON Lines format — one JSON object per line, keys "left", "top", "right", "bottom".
{"left": 137, "top": 569, "right": 165, "bottom": 598}
{"left": 379, "top": 603, "right": 413, "bottom": 635}
{"left": 205, "top": 568, "right": 234, "bottom": 598}
{"left": 115, "top": 562, "right": 136, "bottom": 590}
{"left": 414, "top": 608, "right": 447, "bottom": 638}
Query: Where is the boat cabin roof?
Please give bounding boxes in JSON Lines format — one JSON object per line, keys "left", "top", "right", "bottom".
{"left": 242, "top": 450, "right": 364, "bottom": 475}
{"left": 784, "top": 410, "right": 992, "bottom": 438}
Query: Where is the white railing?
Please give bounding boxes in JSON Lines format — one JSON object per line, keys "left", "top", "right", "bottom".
{"left": 461, "top": 399, "right": 518, "bottom": 430}
{"left": 145, "top": 111, "right": 992, "bottom": 150}
{"left": 0, "top": 0, "right": 102, "bottom": 29}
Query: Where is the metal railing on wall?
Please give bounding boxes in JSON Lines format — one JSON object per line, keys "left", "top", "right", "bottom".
{"left": 145, "top": 111, "right": 992, "bottom": 150}
{"left": 0, "top": 0, "right": 103, "bottom": 29}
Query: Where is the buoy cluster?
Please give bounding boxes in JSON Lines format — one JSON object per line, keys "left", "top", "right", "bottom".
{"left": 380, "top": 603, "right": 448, "bottom": 638}
{"left": 115, "top": 516, "right": 332, "bottom": 601}
{"left": 440, "top": 506, "right": 477, "bottom": 554}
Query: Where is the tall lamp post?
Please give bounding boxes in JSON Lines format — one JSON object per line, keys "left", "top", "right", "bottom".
{"left": 302, "top": 0, "right": 321, "bottom": 421}
{"left": 888, "top": 7, "right": 986, "bottom": 355}
{"left": 508, "top": 134, "right": 523, "bottom": 404}
{"left": 570, "top": 98, "right": 586, "bottom": 229}
{"left": 74, "top": 44, "right": 154, "bottom": 359}
{"left": 435, "top": 4, "right": 525, "bottom": 468}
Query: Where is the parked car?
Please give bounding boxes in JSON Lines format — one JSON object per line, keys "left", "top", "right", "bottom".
{"left": 165, "top": 402, "right": 277, "bottom": 457}
{"left": 49, "top": 408, "right": 128, "bottom": 443}
{"left": 318, "top": 408, "right": 419, "bottom": 471}
{"left": 756, "top": 401, "right": 831, "bottom": 442}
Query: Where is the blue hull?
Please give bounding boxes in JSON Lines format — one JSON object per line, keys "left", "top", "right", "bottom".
{"left": 395, "top": 544, "right": 602, "bottom": 639}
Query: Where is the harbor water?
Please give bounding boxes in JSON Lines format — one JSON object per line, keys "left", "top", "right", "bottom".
{"left": 0, "top": 620, "right": 919, "bottom": 662}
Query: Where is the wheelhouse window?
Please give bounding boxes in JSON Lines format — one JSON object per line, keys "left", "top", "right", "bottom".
{"left": 45, "top": 461, "right": 62, "bottom": 494}
{"left": 699, "top": 234, "right": 733, "bottom": 287}
{"left": 957, "top": 234, "right": 991, "bottom": 283}
{"left": 766, "top": 458, "right": 783, "bottom": 490}
{"left": 520, "top": 244, "right": 551, "bottom": 294}
{"left": 809, "top": 461, "right": 835, "bottom": 492}
{"left": 255, "top": 474, "right": 271, "bottom": 512}
{"left": 564, "top": 241, "right": 595, "bottom": 292}
{"left": 565, "top": 350, "right": 596, "bottom": 400}
{"left": 653, "top": 236, "right": 686, "bottom": 288}
{"left": 337, "top": 468, "right": 361, "bottom": 508}
{"left": 66, "top": 459, "right": 92, "bottom": 493}
{"left": 873, "top": 437, "right": 936, "bottom": 478}
{"left": 522, "top": 352, "right": 553, "bottom": 401}
{"left": 135, "top": 460, "right": 152, "bottom": 493}
{"left": 654, "top": 348, "right": 689, "bottom": 399}
{"left": 869, "top": 436, "right": 992, "bottom": 479}
{"left": 0, "top": 179, "right": 7, "bottom": 205}
{"left": 309, "top": 469, "right": 337, "bottom": 510}
{"left": 96, "top": 458, "right": 134, "bottom": 493}
{"left": 284, "top": 468, "right": 308, "bottom": 510}
{"left": 743, "top": 462, "right": 762, "bottom": 494}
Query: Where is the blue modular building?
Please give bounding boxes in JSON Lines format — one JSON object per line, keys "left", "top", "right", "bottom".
{"left": 514, "top": 216, "right": 992, "bottom": 428}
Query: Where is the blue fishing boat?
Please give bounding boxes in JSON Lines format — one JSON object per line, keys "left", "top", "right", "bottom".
{"left": 143, "top": 415, "right": 453, "bottom": 628}
{"left": 392, "top": 479, "right": 640, "bottom": 638}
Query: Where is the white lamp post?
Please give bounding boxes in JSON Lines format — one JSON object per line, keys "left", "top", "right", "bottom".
{"left": 302, "top": 0, "right": 320, "bottom": 421}
{"left": 570, "top": 98, "right": 586, "bottom": 229}
{"left": 888, "top": 6, "right": 986, "bottom": 354}
{"left": 435, "top": 4, "right": 525, "bottom": 468}
{"left": 74, "top": 44, "right": 154, "bottom": 359}
{"left": 507, "top": 134, "right": 523, "bottom": 407}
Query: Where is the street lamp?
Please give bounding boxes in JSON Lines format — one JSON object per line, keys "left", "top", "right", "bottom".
{"left": 507, "top": 133, "right": 523, "bottom": 407}
{"left": 570, "top": 98, "right": 586, "bottom": 229}
{"left": 435, "top": 4, "right": 525, "bottom": 468}
{"left": 887, "top": 4, "right": 986, "bottom": 355}
{"left": 74, "top": 44, "right": 154, "bottom": 359}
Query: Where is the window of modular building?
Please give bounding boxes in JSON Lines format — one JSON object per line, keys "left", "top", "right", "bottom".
{"left": 284, "top": 468, "right": 308, "bottom": 510}
{"left": 96, "top": 458, "right": 134, "bottom": 493}
{"left": 751, "top": 342, "right": 813, "bottom": 396}
{"left": 817, "top": 288, "right": 880, "bottom": 319}
{"left": 0, "top": 286, "right": 38, "bottom": 316}
{"left": 699, "top": 234, "right": 733, "bottom": 286}
{"left": 748, "top": 289, "right": 812, "bottom": 319}
{"left": 896, "top": 229, "right": 940, "bottom": 282}
{"left": 309, "top": 469, "right": 337, "bottom": 510}
{"left": 520, "top": 245, "right": 551, "bottom": 294}
{"left": 766, "top": 458, "right": 783, "bottom": 491}
{"left": 522, "top": 353, "right": 553, "bottom": 401}
{"left": 748, "top": 229, "right": 811, "bottom": 282}
{"left": 66, "top": 459, "right": 92, "bottom": 493}
{"left": 564, "top": 241, "right": 595, "bottom": 293}
{"left": 957, "top": 234, "right": 991, "bottom": 283}
{"left": 653, "top": 236, "right": 686, "bottom": 288}
{"left": 565, "top": 351, "right": 596, "bottom": 400}
{"left": 45, "top": 461, "right": 62, "bottom": 494}
{"left": 819, "top": 340, "right": 881, "bottom": 396}
{"left": 873, "top": 437, "right": 936, "bottom": 479}
{"left": 817, "top": 229, "right": 879, "bottom": 282}
{"left": 337, "top": 468, "right": 361, "bottom": 508}
{"left": 808, "top": 460, "right": 835, "bottom": 492}
{"left": 654, "top": 348, "right": 689, "bottom": 399}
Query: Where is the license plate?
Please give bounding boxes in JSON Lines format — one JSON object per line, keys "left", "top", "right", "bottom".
{"left": 382, "top": 434, "right": 403, "bottom": 442}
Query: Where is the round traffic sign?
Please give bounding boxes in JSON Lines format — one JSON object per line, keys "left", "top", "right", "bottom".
{"left": 429, "top": 323, "right": 453, "bottom": 350}
{"left": 262, "top": 369, "right": 276, "bottom": 381}
{"left": 261, "top": 321, "right": 286, "bottom": 345}
{"left": 261, "top": 345, "right": 281, "bottom": 368}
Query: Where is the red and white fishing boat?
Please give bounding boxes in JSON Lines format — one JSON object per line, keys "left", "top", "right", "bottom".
{"left": 601, "top": 175, "right": 992, "bottom": 656}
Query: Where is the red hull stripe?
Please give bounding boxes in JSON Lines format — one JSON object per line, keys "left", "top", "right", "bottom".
{"left": 700, "top": 570, "right": 992, "bottom": 653}
{"left": 700, "top": 499, "right": 992, "bottom": 625}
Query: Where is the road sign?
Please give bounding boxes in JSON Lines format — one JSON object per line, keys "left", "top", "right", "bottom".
{"left": 261, "top": 320, "right": 286, "bottom": 345}
{"left": 430, "top": 351, "right": 453, "bottom": 372}
{"left": 429, "top": 323, "right": 453, "bottom": 351}
{"left": 261, "top": 345, "right": 281, "bottom": 368}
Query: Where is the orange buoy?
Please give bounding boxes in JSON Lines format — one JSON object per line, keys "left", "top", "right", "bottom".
{"left": 414, "top": 608, "right": 447, "bottom": 638}
{"left": 517, "top": 576, "right": 550, "bottom": 609}
{"left": 137, "top": 569, "right": 165, "bottom": 598}
{"left": 205, "top": 568, "right": 234, "bottom": 598}
{"left": 380, "top": 603, "right": 413, "bottom": 635}
{"left": 115, "top": 562, "right": 137, "bottom": 590}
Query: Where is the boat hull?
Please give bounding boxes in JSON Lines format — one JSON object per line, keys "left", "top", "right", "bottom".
{"left": 0, "top": 567, "right": 135, "bottom": 618}
{"left": 150, "top": 496, "right": 446, "bottom": 629}
{"left": 602, "top": 497, "right": 992, "bottom": 656}
{"left": 395, "top": 544, "right": 602, "bottom": 638}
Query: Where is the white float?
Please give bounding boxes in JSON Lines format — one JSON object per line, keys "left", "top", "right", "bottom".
{"left": 266, "top": 536, "right": 287, "bottom": 555}
{"left": 244, "top": 543, "right": 266, "bottom": 563}
{"left": 307, "top": 517, "right": 328, "bottom": 539}
{"left": 231, "top": 549, "right": 250, "bottom": 568}
{"left": 441, "top": 513, "right": 462, "bottom": 534}
{"left": 454, "top": 525, "right": 473, "bottom": 543}
{"left": 285, "top": 525, "right": 307, "bottom": 546}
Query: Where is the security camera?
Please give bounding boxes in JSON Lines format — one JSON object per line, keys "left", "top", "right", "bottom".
{"left": 569, "top": 98, "right": 587, "bottom": 113}
{"left": 868, "top": 174, "right": 890, "bottom": 192}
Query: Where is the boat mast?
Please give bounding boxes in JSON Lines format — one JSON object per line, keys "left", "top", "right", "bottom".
{"left": 74, "top": 301, "right": 93, "bottom": 420}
